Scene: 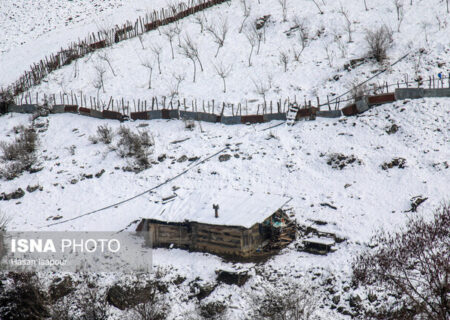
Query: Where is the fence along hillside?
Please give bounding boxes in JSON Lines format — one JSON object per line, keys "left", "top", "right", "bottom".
{"left": 1, "top": 0, "right": 230, "bottom": 99}
{"left": 6, "top": 73, "right": 450, "bottom": 124}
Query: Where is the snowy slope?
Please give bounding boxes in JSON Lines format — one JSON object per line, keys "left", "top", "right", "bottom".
{"left": 1, "top": 98, "right": 448, "bottom": 237}
{"left": 1, "top": 0, "right": 449, "bottom": 318}
{"left": 0, "top": 98, "right": 448, "bottom": 318}
{"left": 3, "top": 0, "right": 449, "bottom": 113}
{"left": 0, "top": 0, "right": 177, "bottom": 85}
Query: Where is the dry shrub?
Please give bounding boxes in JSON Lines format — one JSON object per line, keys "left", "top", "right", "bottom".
{"left": 89, "top": 124, "right": 114, "bottom": 144}
{"left": 349, "top": 81, "right": 369, "bottom": 102}
{"left": 200, "top": 301, "right": 227, "bottom": 319}
{"left": 116, "top": 126, "right": 154, "bottom": 170}
{"left": 365, "top": 26, "right": 393, "bottom": 63}
{"left": 381, "top": 157, "right": 406, "bottom": 170}
{"left": 353, "top": 204, "right": 450, "bottom": 320}
{"left": 1, "top": 127, "right": 37, "bottom": 161}
{"left": 50, "top": 298, "right": 72, "bottom": 320}
{"left": 0, "top": 273, "right": 49, "bottom": 319}
{"left": 76, "top": 287, "right": 109, "bottom": 320}
{"left": 89, "top": 124, "right": 155, "bottom": 171}
{"left": 0, "top": 125, "right": 39, "bottom": 180}
{"left": 327, "top": 153, "right": 362, "bottom": 170}
{"left": 0, "top": 89, "right": 13, "bottom": 114}
{"left": 128, "top": 287, "right": 167, "bottom": 320}
{"left": 252, "top": 283, "right": 318, "bottom": 320}
{"left": 0, "top": 210, "right": 9, "bottom": 231}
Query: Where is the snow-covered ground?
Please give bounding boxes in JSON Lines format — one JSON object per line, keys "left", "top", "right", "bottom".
{"left": 2, "top": 99, "right": 448, "bottom": 237}
{"left": 0, "top": 99, "right": 448, "bottom": 318}
{"left": 1, "top": 0, "right": 449, "bottom": 318}
{"left": 0, "top": 0, "right": 175, "bottom": 85}
{"left": 2, "top": 0, "right": 449, "bottom": 112}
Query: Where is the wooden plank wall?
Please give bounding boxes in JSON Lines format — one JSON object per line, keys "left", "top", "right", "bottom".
{"left": 150, "top": 223, "right": 191, "bottom": 248}
{"left": 142, "top": 220, "right": 266, "bottom": 257}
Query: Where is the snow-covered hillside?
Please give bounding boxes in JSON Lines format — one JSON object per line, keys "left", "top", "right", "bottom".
{"left": 1, "top": 99, "right": 448, "bottom": 237}
{"left": 1, "top": 99, "right": 448, "bottom": 318}
{"left": 0, "top": 0, "right": 175, "bottom": 85}
{"left": 1, "top": 0, "right": 449, "bottom": 319}
{"left": 3, "top": 0, "right": 449, "bottom": 112}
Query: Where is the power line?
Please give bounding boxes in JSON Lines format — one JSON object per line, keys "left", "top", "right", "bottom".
{"left": 321, "top": 52, "right": 410, "bottom": 107}
{"left": 45, "top": 146, "right": 229, "bottom": 227}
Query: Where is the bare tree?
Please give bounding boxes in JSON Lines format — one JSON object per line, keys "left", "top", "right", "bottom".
{"left": 175, "top": 73, "right": 186, "bottom": 92}
{"left": 244, "top": 27, "right": 257, "bottom": 66}
{"left": 179, "top": 35, "right": 199, "bottom": 82}
{"left": 162, "top": 26, "right": 176, "bottom": 59}
{"left": 252, "top": 78, "right": 270, "bottom": 105}
{"left": 72, "top": 60, "right": 79, "bottom": 78}
{"left": 289, "top": 17, "right": 309, "bottom": 63}
{"left": 293, "top": 16, "right": 310, "bottom": 55}
{"left": 93, "top": 65, "right": 106, "bottom": 96}
{"left": 151, "top": 44, "right": 162, "bottom": 74}
{"left": 185, "top": 34, "right": 203, "bottom": 71}
{"left": 421, "top": 22, "right": 431, "bottom": 46}
{"left": 249, "top": 23, "right": 264, "bottom": 55}
{"left": 206, "top": 19, "right": 229, "bottom": 57}
{"left": 168, "top": 72, "right": 186, "bottom": 101}
{"left": 239, "top": 0, "right": 252, "bottom": 33}
{"left": 278, "top": 0, "right": 288, "bottom": 22}
{"left": 194, "top": 13, "right": 206, "bottom": 33}
{"left": 324, "top": 45, "right": 334, "bottom": 67}
{"left": 141, "top": 59, "right": 154, "bottom": 89}
{"left": 98, "top": 52, "right": 116, "bottom": 76}
{"left": 292, "top": 46, "right": 301, "bottom": 63}
{"left": 334, "top": 33, "right": 348, "bottom": 58}
{"left": 279, "top": 50, "right": 289, "bottom": 72}
{"left": 311, "top": 0, "right": 324, "bottom": 14}
{"left": 213, "top": 61, "right": 232, "bottom": 92}
{"left": 339, "top": 5, "right": 353, "bottom": 43}
{"left": 138, "top": 34, "right": 145, "bottom": 49}
{"left": 56, "top": 75, "right": 68, "bottom": 94}
{"left": 353, "top": 204, "right": 450, "bottom": 320}
{"left": 167, "top": 83, "right": 178, "bottom": 105}
{"left": 393, "top": 0, "right": 404, "bottom": 21}
{"left": 397, "top": 2, "right": 405, "bottom": 32}
{"left": 435, "top": 11, "right": 445, "bottom": 31}
{"left": 173, "top": 21, "right": 182, "bottom": 46}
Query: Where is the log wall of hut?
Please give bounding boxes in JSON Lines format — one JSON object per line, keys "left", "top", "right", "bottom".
{"left": 149, "top": 222, "right": 191, "bottom": 249}
{"left": 136, "top": 210, "right": 294, "bottom": 258}
{"left": 137, "top": 219, "right": 266, "bottom": 257}
{"left": 191, "top": 222, "right": 245, "bottom": 256}
{"left": 241, "top": 224, "right": 265, "bottom": 255}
